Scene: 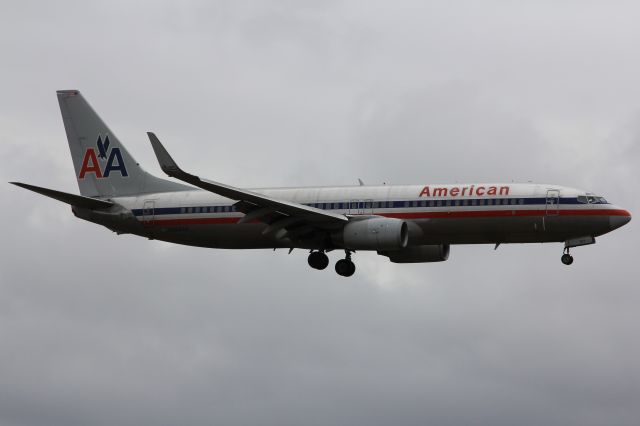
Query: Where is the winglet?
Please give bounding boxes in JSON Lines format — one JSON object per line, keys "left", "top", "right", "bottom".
{"left": 147, "top": 132, "right": 182, "bottom": 176}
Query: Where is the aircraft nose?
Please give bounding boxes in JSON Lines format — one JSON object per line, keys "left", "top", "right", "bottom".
{"left": 609, "top": 209, "right": 631, "bottom": 230}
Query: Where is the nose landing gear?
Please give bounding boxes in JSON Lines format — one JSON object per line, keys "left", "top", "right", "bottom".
{"left": 561, "top": 236, "right": 595, "bottom": 265}
{"left": 561, "top": 248, "right": 574, "bottom": 265}
{"left": 561, "top": 253, "right": 574, "bottom": 265}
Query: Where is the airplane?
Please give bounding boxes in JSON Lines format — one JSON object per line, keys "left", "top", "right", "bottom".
{"left": 10, "top": 90, "right": 632, "bottom": 277}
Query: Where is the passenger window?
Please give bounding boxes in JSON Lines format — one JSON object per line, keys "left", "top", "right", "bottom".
{"left": 510, "top": 199, "right": 516, "bottom": 205}
{"left": 446, "top": 200, "right": 451, "bottom": 207}
{"left": 471, "top": 199, "right": 477, "bottom": 206}
{"left": 437, "top": 200, "right": 442, "bottom": 207}
{"left": 429, "top": 200, "right": 435, "bottom": 207}
{"left": 455, "top": 200, "right": 460, "bottom": 206}
{"left": 519, "top": 199, "right": 524, "bottom": 205}
{"left": 462, "top": 200, "right": 468, "bottom": 206}
{"left": 181, "top": 207, "right": 186, "bottom": 214}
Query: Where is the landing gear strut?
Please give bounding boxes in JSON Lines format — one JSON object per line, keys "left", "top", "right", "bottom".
{"left": 335, "top": 250, "right": 356, "bottom": 277}
{"left": 308, "top": 251, "right": 329, "bottom": 270}
{"left": 561, "top": 248, "right": 574, "bottom": 265}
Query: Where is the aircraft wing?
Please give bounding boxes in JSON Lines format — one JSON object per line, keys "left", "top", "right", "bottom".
{"left": 147, "top": 133, "right": 348, "bottom": 232}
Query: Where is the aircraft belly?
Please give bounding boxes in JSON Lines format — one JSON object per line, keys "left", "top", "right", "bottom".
{"left": 109, "top": 211, "right": 613, "bottom": 250}
{"left": 151, "top": 223, "right": 288, "bottom": 249}
{"left": 411, "top": 214, "right": 608, "bottom": 245}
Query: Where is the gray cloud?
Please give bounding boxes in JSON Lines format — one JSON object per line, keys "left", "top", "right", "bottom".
{"left": 1, "top": 1, "right": 638, "bottom": 425}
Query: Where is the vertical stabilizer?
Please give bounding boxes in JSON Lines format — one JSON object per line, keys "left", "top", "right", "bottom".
{"left": 57, "top": 90, "right": 189, "bottom": 197}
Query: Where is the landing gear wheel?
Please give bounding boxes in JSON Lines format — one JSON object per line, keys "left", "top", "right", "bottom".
{"left": 335, "top": 259, "right": 356, "bottom": 277}
{"left": 308, "top": 251, "right": 329, "bottom": 270}
{"left": 561, "top": 253, "right": 574, "bottom": 265}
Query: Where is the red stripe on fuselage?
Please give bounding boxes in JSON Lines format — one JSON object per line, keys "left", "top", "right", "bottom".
{"left": 382, "top": 208, "right": 630, "bottom": 219}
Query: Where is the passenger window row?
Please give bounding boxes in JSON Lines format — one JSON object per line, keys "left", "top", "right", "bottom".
{"left": 181, "top": 206, "right": 236, "bottom": 214}
{"left": 177, "top": 198, "right": 533, "bottom": 214}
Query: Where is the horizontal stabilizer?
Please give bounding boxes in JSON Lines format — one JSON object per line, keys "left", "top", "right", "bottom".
{"left": 10, "top": 182, "right": 114, "bottom": 209}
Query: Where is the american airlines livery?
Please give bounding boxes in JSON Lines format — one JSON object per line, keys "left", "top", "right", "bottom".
{"left": 11, "top": 91, "right": 632, "bottom": 277}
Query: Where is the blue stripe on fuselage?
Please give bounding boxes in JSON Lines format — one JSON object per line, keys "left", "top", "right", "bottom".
{"left": 131, "top": 197, "right": 604, "bottom": 217}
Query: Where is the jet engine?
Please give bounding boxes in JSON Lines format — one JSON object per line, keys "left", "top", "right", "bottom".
{"left": 334, "top": 217, "right": 409, "bottom": 251}
{"left": 378, "top": 244, "right": 450, "bottom": 263}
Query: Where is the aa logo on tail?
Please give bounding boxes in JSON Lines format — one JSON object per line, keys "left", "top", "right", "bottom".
{"left": 78, "top": 135, "right": 128, "bottom": 179}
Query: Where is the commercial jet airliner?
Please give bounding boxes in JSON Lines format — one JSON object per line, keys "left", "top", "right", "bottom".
{"left": 11, "top": 91, "right": 632, "bottom": 276}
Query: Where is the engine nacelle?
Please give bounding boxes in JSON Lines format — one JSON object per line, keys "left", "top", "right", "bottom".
{"left": 378, "top": 244, "right": 450, "bottom": 263}
{"left": 334, "top": 217, "right": 409, "bottom": 251}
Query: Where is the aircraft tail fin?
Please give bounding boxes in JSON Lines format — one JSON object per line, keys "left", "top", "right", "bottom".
{"left": 57, "top": 90, "right": 190, "bottom": 197}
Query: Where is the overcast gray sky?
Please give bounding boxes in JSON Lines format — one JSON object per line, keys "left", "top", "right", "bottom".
{"left": 1, "top": 1, "right": 639, "bottom": 425}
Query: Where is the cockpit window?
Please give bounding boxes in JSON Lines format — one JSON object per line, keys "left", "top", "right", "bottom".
{"left": 578, "top": 195, "right": 607, "bottom": 204}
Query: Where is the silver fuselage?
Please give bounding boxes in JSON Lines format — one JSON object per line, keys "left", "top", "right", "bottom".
{"left": 73, "top": 183, "right": 631, "bottom": 250}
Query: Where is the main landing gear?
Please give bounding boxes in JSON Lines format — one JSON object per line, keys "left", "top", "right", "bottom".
{"left": 307, "top": 250, "right": 356, "bottom": 277}
{"left": 561, "top": 248, "right": 574, "bottom": 265}
{"left": 335, "top": 251, "right": 356, "bottom": 277}
{"left": 308, "top": 251, "right": 329, "bottom": 270}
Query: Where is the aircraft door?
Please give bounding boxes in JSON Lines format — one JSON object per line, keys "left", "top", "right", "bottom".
{"left": 349, "top": 200, "right": 361, "bottom": 215}
{"left": 349, "top": 199, "right": 373, "bottom": 215}
{"left": 545, "top": 190, "right": 560, "bottom": 216}
{"left": 142, "top": 200, "right": 155, "bottom": 227}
